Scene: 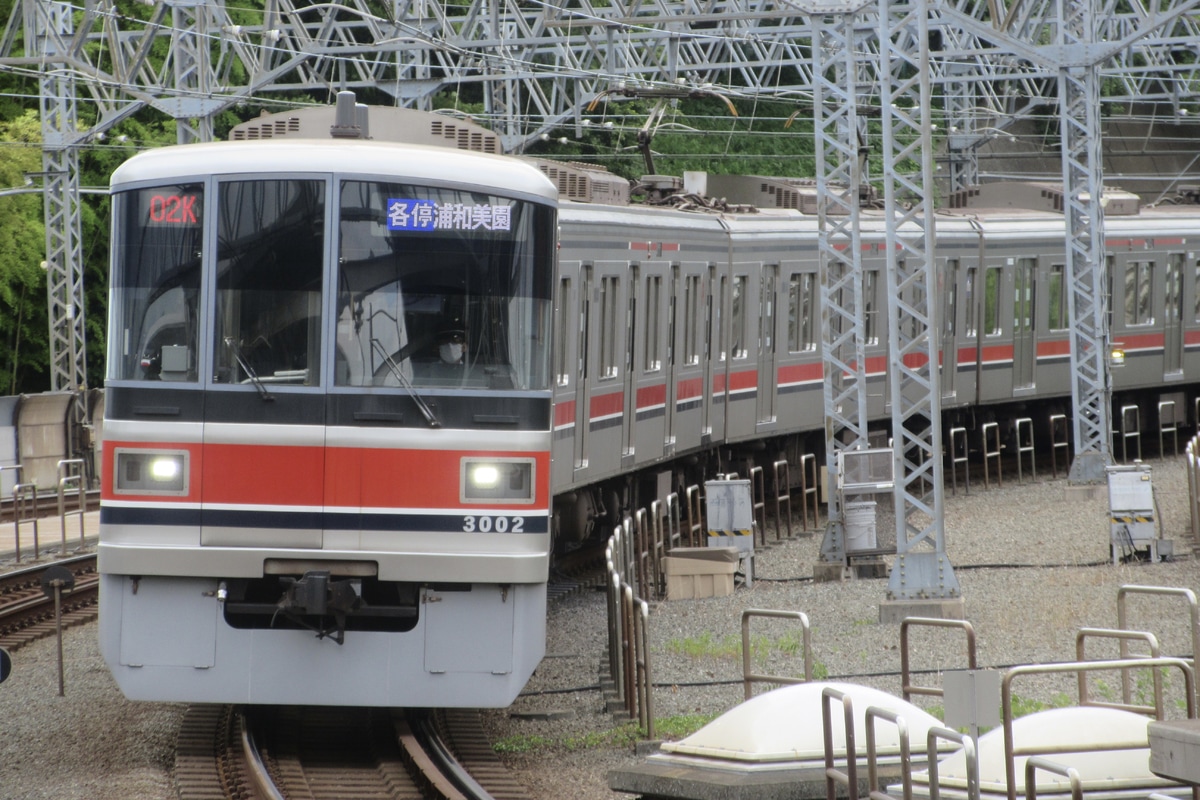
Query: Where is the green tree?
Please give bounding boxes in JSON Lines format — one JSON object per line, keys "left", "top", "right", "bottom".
{"left": 0, "top": 111, "right": 50, "bottom": 394}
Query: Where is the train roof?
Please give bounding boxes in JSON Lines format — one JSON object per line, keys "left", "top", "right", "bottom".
{"left": 109, "top": 139, "right": 559, "bottom": 204}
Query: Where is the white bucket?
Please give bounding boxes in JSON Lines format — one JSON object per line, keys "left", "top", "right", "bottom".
{"left": 845, "top": 501, "right": 877, "bottom": 551}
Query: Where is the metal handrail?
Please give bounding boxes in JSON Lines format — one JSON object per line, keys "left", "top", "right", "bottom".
{"left": 741, "top": 608, "right": 812, "bottom": 700}
{"left": 57, "top": 458, "right": 86, "bottom": 553}
{"left": 900, "top": 617, "right": 978, "bottom": 703}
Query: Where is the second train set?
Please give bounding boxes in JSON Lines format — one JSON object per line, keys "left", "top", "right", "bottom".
{"left": 98, "top": 99, "right": 1200, "bottom": 707}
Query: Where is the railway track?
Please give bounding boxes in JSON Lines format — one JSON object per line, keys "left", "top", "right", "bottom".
{"left": 176, "top": 705, "right": 533, "bottom": 800}
{"left": 0, "top": 553, "right": 98, "bottom": 652}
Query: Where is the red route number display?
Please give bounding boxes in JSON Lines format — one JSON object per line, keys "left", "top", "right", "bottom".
{"left": 144, "top": 192, "right": 201, "bottom": 226}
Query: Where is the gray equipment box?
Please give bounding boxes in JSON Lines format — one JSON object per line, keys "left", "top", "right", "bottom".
{"left": 1107, "top": 463, "right": 1168, "bottom": 564}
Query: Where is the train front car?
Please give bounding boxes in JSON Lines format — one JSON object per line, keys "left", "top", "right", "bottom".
{"left": 99, "top": 138, "right": 558, "bottom": 707}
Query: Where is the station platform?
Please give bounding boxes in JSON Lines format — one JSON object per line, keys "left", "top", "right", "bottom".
{"left": 0, "top": 509, "right": 99, "bottom": 566}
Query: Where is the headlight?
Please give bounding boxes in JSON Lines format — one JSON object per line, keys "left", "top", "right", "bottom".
{"left": 115, "top": 449, "right": 189, "bottom": 495}
{"left": 461, "top": 458, "right": 535, "bottom": 503}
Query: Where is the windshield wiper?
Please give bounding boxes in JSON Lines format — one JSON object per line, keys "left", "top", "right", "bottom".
{"left": 371, "top": 339, "right": 440, "bottom": 428}
{"left": 224, "top": 337, "right": 275, "bottom": 402}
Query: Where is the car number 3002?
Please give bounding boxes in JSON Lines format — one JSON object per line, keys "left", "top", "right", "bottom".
{"left": 462, "top": 515, "right": 525, "bottom": 533}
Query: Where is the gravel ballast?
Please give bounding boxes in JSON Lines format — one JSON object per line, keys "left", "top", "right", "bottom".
{"left": 2, "top": 457, "right": 1197, "bottom": 800}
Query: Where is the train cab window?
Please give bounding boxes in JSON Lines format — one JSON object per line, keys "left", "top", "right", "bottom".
{"left": 787, "top": 273, "right": 815, "bottom": 353}
{"left": 109, "top": 184, "right": 204, "bottom": 382}
{"left": 213, "top": 179, "right": 325, "bottom": 387}
{"left": 332, "top": 180, "right": 553, "bottom": 391}
{"left": 731, "top": 275, "right": 748, "bottom": 359}
{"left": 1124, "top": 261, "right": 1154, "bottom": 326}
{"left": 983, "top": 266, "right": 1002, "bottom": 336}
{"left": 1048, "top": 264, "right": 1068, "bottom": 330}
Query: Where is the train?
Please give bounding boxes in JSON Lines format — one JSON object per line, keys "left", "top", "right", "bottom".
{"left": 98, "top": 95, "right": 1200, "bottom": 707}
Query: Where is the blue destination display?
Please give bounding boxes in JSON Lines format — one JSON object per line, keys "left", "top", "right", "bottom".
{"left": 387, "top": 198, "right": 513, "bottom": 231}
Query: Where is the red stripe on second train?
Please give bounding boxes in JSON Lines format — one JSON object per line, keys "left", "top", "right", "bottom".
{"left": 728, "top": 369, "right": 758, "bottom": 392}
{"left": 554, "top": 399, "right": 575, "bottom": 428}
{"left": 1036, "top": 339, "right": 1071, "bottom": 358}
{"left": 590, "top": 391, "right": 624, "bottom": 419}
{"left": 676, "top": 377, "right": 703, "bottom": 400}
{"left": 1116, "top": 332, "right": 1165, "bottom": 351}
{"left": 778, "top": 362, "right": 823, "bottom": 385}
{"left": 637, "top": 383, "right": 666, "bottom": 410}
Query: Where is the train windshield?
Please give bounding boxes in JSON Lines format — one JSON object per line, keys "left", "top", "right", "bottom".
{"left": 108, "top": 184, "right": 205, "bottom": 382}
{"left": 335, "top": 179, "right": 554, "bottom": 392}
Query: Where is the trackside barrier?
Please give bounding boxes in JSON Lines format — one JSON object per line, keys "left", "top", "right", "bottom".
{"left": 798, "top": 453, "right": 819, "bottom": 531}
{"left": 604, "top": 524, "right": 655, "bottom": 736}
{"left": 740, "top": 609, "right": 812, "bottom": 700}
{"left": 821, "top": 687, "right": 860, "bottom": 800}
{"left": 1015, "top": 417, "right": 1035, "bottom": 483}
{"left": 999, "top": 658, "right": 1194, "bottom": 800}
{"left": 1189, "top": 435, "right": 1200, "bottom": 550}
{"left": 948, "top": 426, "right": 970, "bottom": 496}
{"left": 57, "top": 458, "right": 86, "bottom": 554}
{"left": 1120, "top": 404, "right": 1142, "bottom": 463}
{"left": 1049, "top": 414, "right": 1070, "bottom": 479}
{"left": 771, "top": 459, "right": 793, "bottom": 543}
{"left": 1117, "top": 584, "right": 1200, "bottom": 707}
{"left": 864, "top": 708, "right": 915, "bottom": 800}
{"left": 925, "top": 728, "right": 980, "bottom": 800}
{"left": 0, "top": 464, "right": 23, "bottom": 560}
{"left": 981, "top": 422, "right": 1002, "bottom": 489}
{"left": 13, "top": 479, "right": 38, "bottom": 563}
{"left": 900, "top": 617, "right": 977, "bottom": 703}
{"left": 749, "top": 466, "right": 767, "bottom": 549}
{"left": 634, "top": 508, "right": 653, "bottom": 600}
{"left": 685, "top": 484, "right": 704, "bottom": 547}
{"left": 1075, "top": 628, "right": 1162, "bottom": 718}
{"left": 1160, "top": 400, "right": 1180, "bottom": 457}
{"left": 1024, "top": 758, "right": 1082, "bottom": 800}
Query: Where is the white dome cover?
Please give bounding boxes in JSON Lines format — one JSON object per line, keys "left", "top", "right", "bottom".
{"left": 660, "top": 681, "right": 947, "bottom": 763}
{"left": 919, "top": 706, "right": 1179, "bottom": 795}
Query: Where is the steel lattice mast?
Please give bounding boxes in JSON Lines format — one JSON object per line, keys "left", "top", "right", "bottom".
{"left": 878, "top": 0, "right": 961, "bottom": 617}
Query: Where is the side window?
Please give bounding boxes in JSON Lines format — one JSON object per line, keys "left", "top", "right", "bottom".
{"left": 1048, "top": 264, "right": 1068, "bottom": 331}
{"left": 964, "top": 266, "right": 977, "bottom": 337}
{"left": 644, "top": 274, "right": 662, "bottom": 373}
{"left": 983, "top": 266, "right": 1002, "bottom": 336}
{"left": 1194, "top": 258, "right": 1200, "bottom": 322}
{"left": 556, "top": 277, "right": 571, "bottom": 386}
{"left": 1124, "top": 260, "right": 1154, "bottom": 326}
{"left": 864, "top": 269, "right": 880, "bottom": 344}
{"left": 731, "top": 275, "right": 748, "bottom": 359}
{"left": 788, "top": 272, "right": 816, "bottom": 352}
{"left": 684, "top": 274, "right": 701, "bottom": 365}
{"left": 599, "top": 275, "right": 620, "bottom": 379}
